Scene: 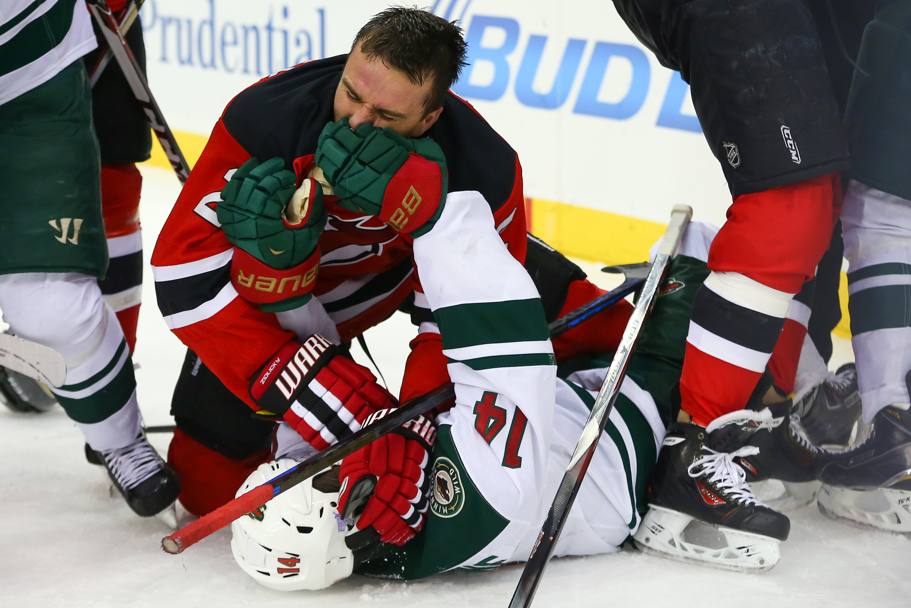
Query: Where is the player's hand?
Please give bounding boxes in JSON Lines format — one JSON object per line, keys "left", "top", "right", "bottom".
{"left": 218, "top": 157, "right": 327, "bottom": 311}
{"left": 249, "top": 335, "right": 396, "bottom": 451}
{"left": 316, "top": 118, "right": 448, "bottom": 237}
{"left": 337, "top": 410, "right": 436, "bottom": 545}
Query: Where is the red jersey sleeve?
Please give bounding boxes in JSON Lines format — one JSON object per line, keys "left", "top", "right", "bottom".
{"left": 151, "top": 118, "right": 297, "bottom": 408}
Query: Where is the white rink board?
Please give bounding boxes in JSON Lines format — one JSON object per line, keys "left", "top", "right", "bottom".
{"left": 139, "top": 0, "right": 732, "bottom": 225}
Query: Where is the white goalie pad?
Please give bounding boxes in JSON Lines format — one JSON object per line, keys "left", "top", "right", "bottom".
{"left": 632, "top": 505, "right": 781, "bottom": 572}
{"left": 751, "top": 479, "right": 820, "bottom": 512}
{"left": 817, "top": 484, "right": 911, "bottom": 534}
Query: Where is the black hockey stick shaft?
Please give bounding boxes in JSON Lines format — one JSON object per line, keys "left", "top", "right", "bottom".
{"left": 87, "top": 0, "right": 145, "bottom": 86}
{"left": 508, "top": 205, "right": 692, "bottom": 608}
{"left": 161, "top": 383, "right": 455, "bottom": 554}
{"left": 547, "top": 276, "right": 644, "bottom": 335}
{"left": 87, "top": 0, "right": 190, "bottom": 183}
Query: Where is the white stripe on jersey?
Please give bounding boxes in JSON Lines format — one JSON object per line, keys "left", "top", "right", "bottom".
{"left": 152, "top": 249, "right": 233, "bottom": 281}
{"left": 162, "top": 282, "right": 237, "bottom": 329}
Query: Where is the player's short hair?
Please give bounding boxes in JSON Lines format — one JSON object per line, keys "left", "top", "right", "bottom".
{"left": 353, "top": 6, "right": 468, "bottom": 114}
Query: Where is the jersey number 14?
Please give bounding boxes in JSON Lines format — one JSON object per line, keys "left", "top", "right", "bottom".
{"left": 473, "top": 391, "right": 528, "bottom": 469}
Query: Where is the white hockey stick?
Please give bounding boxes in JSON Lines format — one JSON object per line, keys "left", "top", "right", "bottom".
{"left": 0, "top": 333, "right": 66, "bottom": 388}
{"left": 508, "top": 204, "right": 692, "bottom": 608}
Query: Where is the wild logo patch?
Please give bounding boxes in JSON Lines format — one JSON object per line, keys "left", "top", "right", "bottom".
{"left": 659, "top": 277, "right": 685, "bottom": 297}
{"left": 430, "top": 457, "right": 464, "bottom": 518}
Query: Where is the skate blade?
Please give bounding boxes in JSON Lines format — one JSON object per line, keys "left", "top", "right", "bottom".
{"left": 817, "top": 484, "right": 911, "bottom": 534}
{"left": 632, "top": 505, "right": 781, "bottom": 572}
{"left": 155, "top": 503, "right": 180, "bottom": 530}
{"left": 752, "top": 479, "right": 819, "bottom": 511}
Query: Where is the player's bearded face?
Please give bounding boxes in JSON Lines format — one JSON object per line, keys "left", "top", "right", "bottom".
{"left": 333, "top": 43, "right": 442, "bottom": 138}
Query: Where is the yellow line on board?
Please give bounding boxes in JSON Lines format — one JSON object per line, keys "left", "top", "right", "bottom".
{"left": 144, "top": 130, "right": 851, "bottom": 338}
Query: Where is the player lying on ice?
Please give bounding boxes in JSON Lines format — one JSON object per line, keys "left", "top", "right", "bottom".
{"left": 228, "top": 220, "right": 827, "bottom": 591}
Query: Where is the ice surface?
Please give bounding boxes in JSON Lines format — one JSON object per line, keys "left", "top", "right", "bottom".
{"left": 2, "top": 167, "right": 907, "bottom": 608}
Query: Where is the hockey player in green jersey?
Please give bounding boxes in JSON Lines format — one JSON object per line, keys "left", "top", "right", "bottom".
{"left": 227, "top": 222, "right": 802, "bottom": 589}
{"left": 0, "top": 0, "right": 178, "bottom": 518}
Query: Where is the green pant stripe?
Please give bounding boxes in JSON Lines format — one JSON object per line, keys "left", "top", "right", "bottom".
{"left": 434, "top": 298, "right": 550, "bottom": 350}
{"left": 56, "top": 356, "right": 136, "bottom": 424}
{"left": 563, "top": 380, "right": 637, "bottom": 527}
{"left": 449, "top": 352, "right": 556, "bottom": 371}
{"left": 0, "top": 0, "right": 78, "bottom": 77}
{"left": 849, "top": 285, "right": 911, "bottom": 334}
{"left": 848, "top": 263, "right": 911, "bottom": 284}
{"left": 614, "top": 396, "right": 658, "bottom": 518}
{"left": 59, "top": 340, "right": 127, "bottom": 392}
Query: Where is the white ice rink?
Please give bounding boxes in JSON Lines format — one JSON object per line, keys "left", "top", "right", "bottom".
{"left": 2, "top": 166, "right": 908, "bottom": 608}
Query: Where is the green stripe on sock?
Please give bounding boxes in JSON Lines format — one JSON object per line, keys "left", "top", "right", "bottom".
{"left": 434, "top": 298, "right": 549, "bottom": 350}
{"left": 0, "top": 0, "right": 48, "bottom": 37}
{"left": 59, "top": 340, "right": 127, "bottom": 393}
{"left": 849, "top": 285, "right": 911, "bottom": 334}
{"left": 57, "top": 357, "right": 137, "bottom": 424}
{"left": 563, "top": 379, "right": 638, "bottom": 527}
{"left": 614, "top": 396, "right": 658, "bottom": 518}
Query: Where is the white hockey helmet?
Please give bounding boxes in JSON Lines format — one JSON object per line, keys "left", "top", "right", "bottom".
{"left": 230, "top": 459, "right": 354, "bottom": 591}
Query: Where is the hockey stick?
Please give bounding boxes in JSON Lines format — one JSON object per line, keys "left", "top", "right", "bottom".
{"left": 508, "top": 204, "right": 692, "bottom": 608}
{"left": 0, "top": 333, "right": 66, "bottom": 388}
{"left": 547, "top": 262, "right": 649, "bottom": 335}
{"left": 87, "top": 0, "right": 145, "bottom": 86}
{"left": 160, "top": 383, "right": 456, "bottom": 554}
{"left": 87, "top": 0, "right": 191, "bottom": 183}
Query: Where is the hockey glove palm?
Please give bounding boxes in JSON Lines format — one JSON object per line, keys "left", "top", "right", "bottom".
{"left": 337, "top": 409, "right": 435, "bottom": 546}
{"left": 218, "top": 157, "right": 327, "bottom": 311}
{"left": 250, "top": 334, "right": 396, "bottom": 451}
{"left": 316, "top": 119, "right": 448, "bottom": 237}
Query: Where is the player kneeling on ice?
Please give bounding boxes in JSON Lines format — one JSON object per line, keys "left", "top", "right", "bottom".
{"left": 225, "top": 222, "right": 794, "bottom": 590}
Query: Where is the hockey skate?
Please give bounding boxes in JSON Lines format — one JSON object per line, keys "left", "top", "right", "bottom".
{"left": 739, "top": 400, "right": 825, "bottom": 511}
{"left": 85, "top": 434, "right": 181, "bottom": 527}
{"left": 792, "top": 363, "right": 861, "bottom": 449}
{"left": 633, "top": 409, "right": 789, "bottom": 572}
{"left": 817, "top": 384, "right": 911, "bottom": 534}
{"left": 0, "top": 366, "right": 57, "bottom": 413}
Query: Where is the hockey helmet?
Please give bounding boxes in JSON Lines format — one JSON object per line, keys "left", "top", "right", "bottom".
{"left": 230, "top": 459, "right": 354, "bottom": 591}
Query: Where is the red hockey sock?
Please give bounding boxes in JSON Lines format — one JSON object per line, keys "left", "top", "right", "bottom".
{"left": 167, "top": 427, "right": 270, "bottom": 518}
{"left": 100, "top": 163, "right": 143, "bottom": 351}
{"left": 680, "top": 173, "right": 838, "bottom": 424}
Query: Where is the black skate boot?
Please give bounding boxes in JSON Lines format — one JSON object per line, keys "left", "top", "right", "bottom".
{"left": 817, "top": 380, "right": 911, "bottom": 533}
{"left": 793, "top": 363, "right": 861, "bottom": 448}
{"left": 0, "top": 366, "right": 57, "bottom": 413}
{"left": 85, "top": 434, "right": 181, "bottom": 518}
{"left": 633, "top": 409, "right": 789, "bottom": 572}
{"left": 737, "top": 400, "right": 825, "bottom": 510}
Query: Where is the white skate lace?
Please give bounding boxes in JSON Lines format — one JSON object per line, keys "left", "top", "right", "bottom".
{"left": 688, "top": 446, "right": 767, "bottom": 507}
{"left": 787, "top": 414, "right": 820, "bottom": 454}
{"left": 827, "top": 368, "right": 857, "bottom": 396}
{"left": 101, "top": 437, "right": 164, "bottom": 491}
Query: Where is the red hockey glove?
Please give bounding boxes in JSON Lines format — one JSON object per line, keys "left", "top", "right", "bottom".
{"left": 249, "top": 335, "right": 395, "bottom": 451}
{"left": 337, "top": 409, "right": 436, "bottom": 545}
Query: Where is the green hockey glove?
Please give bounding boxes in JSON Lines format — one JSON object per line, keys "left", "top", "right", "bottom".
{"left": 316, "top": 119, "right": 448, "bottom": 237}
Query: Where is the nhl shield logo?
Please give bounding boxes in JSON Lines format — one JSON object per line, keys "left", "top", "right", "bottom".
{"left": 430, "top": 457, "right": 465, "bottom": 518}
{"left": 722, "top": 141, "right": 741, "bottom": 169}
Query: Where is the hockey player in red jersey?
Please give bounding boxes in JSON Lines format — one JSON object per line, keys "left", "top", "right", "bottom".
{"left": 606, "top": 0, "right": 862, "bottom": 567}
{"left": 153, "top": 8, "right": 638, "bottom": 542}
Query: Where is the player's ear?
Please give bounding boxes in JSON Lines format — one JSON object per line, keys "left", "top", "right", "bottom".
{"left": 417, "top": 105, "right": 443, "bottom": 135}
